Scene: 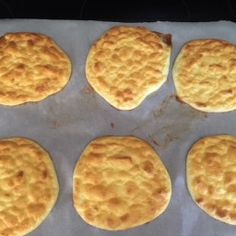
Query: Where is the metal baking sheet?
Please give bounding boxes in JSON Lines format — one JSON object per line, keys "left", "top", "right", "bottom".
{"left": 0, "top": 19, "right": 236, "bottom": 236}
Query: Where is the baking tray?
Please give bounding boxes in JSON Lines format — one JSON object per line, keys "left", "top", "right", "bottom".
{"left": 0, "top": 20, "right": 236, "bottom": 236}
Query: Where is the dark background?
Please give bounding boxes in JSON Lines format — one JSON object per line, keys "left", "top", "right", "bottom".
{"left": 0, "top": 0, "right": 236, "bottom": 22}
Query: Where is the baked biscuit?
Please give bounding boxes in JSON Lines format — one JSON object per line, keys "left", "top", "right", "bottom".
{"left": 173, "top": 39, "right": 236, "bottom": 112}
{"left": 187, "top": 135, "right": 236, "bottom": 224}
{"left": 86, "top": 26, "right": 171, "bottom": 110}
{"left": 0, "top": 32, "right": 71, "bottom": 105}
{"left": 0, "top": 138, "right": 59, "bottom": 235}
{"left": 73, "top": 136, "right": 171, "bottom": 230}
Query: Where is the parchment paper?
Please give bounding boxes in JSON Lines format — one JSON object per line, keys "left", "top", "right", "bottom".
{"left": 0, "top": 19, "right": 236, "bottom": 236}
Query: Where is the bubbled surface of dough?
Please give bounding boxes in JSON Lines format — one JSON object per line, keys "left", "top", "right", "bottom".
{"left": 173, "top": 39, "right": 236, "bottom": 112}
{"left": 187, "top": 135, "right": 236, "bottom": 224}
{"left": 86, "top": 26, "right": 171, "bottom": 110}
{"left": 0, "top": 138, "right": 59, "bottom": 235}
{"left": 73, "top": 136, "right": 171, "bottom": 230}
{"left": 0, "top": 32, "right": 71, "bottom": 105}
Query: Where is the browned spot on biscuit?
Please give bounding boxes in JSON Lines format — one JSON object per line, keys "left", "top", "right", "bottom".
{"left": 42, "top": 170, "right": 48, "bottom": 179}
{"left": 142, "top": 161, "right": 154, "bottom": 175}
{"left": 175, "top": 95, "right": 184, "bottom": 104}
{"left": 195, "top": 102, "right": 207, "bottom": 107}
{"left": 153, "top": 32, "right": 172, "bottom": 47}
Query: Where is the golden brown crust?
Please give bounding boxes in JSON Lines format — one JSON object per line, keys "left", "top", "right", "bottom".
{"left": 0, "top": 32, "right": 71, "bottom": 106}
{"left": 187, "top": 135, "right": 236, "bottom": 224}
{"left": 0, "top": 138, "right": 59, "bottom": 235}
{"left": 73, "top": 136, "right": 171, "bottom": 230}
{"left": 86, "top": 26, "right": 171, "bottom": 110}
{"left": 173, "top": 39, "right": 236, "bottom": 112}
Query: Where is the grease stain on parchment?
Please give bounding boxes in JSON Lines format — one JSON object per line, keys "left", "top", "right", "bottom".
{"left": 80, "top": 85, "right": 94, "bottom": 95}
{"left": 132, "top": 95, "right": 208, "bottom": 149}
{"left": 45, "top": 89, "right": 98, "bottom": 129}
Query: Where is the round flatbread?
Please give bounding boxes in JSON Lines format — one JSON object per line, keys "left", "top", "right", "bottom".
{"left": 0, "top": 138, "right": 59, "bottom": 235}
{"left": 187, "top": 135, "right": 236, "bottom": 224}
{"left": 173, "top": 39, "right": 236, "bottom": 112}
{"left": 73, "top": 136, "right": 171, "bottom": 230}
{"left": 0, "top": 32, "right": 71, "bottom": 105}
{"left": 86, "top": 26, "right": 171, "bottom": 110}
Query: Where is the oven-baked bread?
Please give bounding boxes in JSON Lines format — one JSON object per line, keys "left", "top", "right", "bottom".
{"left": 0, "top": 32, "right": 71, "bottom": 105}
{"left": 73, "top": 136, "right": 171, "bottom": 230}
{"left": 173, "top": 39, "right": 236, "bottom": 112}
{"left": 86, "top": 26, "right": 171, "bottom": 110}
{"left": 0, "top": 138, "right": 59, "bottom": 235}
{"left": 187, "top": 135, "right": 236, "bottom": 224}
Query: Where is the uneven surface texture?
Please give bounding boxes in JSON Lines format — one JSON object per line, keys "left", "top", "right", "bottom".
{"left": 73, "top": 136, "right": 171, "bottom": 230}
{"left": 173, "top": 39, "right": 236, "bottom": 112}
{"left": 0, "top": 138, "right": 59, "bottom": 235}
{"left": 187, "top": 135, "right": 236, "bottom": 224}
{"left": 86, "top": 26, "right": 171, "bottom": 110}
{"left": 0, "top": 32, "right": 71, "bottom": 105}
